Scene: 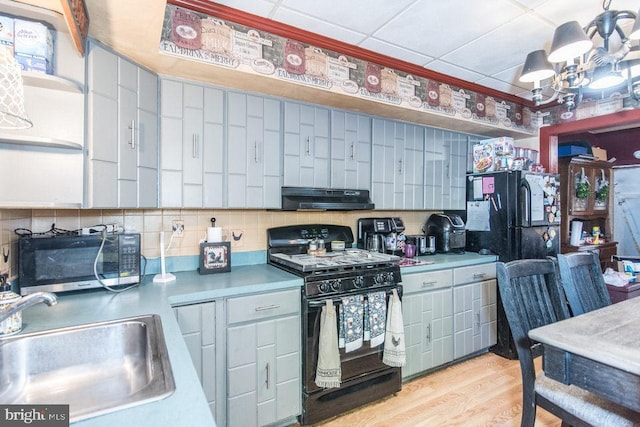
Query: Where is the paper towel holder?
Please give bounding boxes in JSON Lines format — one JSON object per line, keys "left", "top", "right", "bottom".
{"left": 153, "top": 231, "right": 176, "bottom": 284}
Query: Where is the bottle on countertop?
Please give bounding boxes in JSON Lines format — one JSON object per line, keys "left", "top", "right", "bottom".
{"left": 0, "top": 274, "right": 22, "bottom": 336}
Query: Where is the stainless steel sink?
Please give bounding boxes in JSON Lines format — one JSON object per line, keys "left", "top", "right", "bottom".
{"left": 0, "top": 314, "right": 175, "bottom": 422}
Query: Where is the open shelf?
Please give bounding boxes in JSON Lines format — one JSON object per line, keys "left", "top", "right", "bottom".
{"left": 0, "top": 134, "right": 83, "bottom": 150}
{"left": 0, "top": 0, "right": 68, "bottom": 32}
{"left": 22, "top": 71, "right": 83, "bottom": 93}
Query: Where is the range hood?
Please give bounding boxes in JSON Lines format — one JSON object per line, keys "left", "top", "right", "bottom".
{"left": 281, "top": 187, "right": 375, "bottom": 211}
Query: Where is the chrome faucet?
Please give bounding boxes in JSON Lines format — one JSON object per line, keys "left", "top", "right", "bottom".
{"left": 0, "top": 292, "right": 58, "bottom": 325}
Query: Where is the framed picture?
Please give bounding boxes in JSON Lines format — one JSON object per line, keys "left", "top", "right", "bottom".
{"left": 198, "top": 242, "right": 231, "bottom": 274}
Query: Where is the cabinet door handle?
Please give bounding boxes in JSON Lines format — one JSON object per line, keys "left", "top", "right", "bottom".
{"left": 398, "top": 158, "right": 403, "bottom": 174}
{"left": 473, "top": 273, "right": 487, "bottom": 279}
{"left": 265, "top": 362, "right": 271, "bottom": 389}
{"left": 421, "top": 281, "right": 437, "bottom": 288}
{"left": 192, "top": 133, "right": 199, "bottom": 158}
{"left": 128, "top": 119, "right": 136, "bottom": 149}
{"left": 306, "top": 136, "right": 311, "bottom": 156}
{"left": 426, "top": 323, "right": 431, "bottom": 343}
{"left": 254, "top": 140, "right": 258, "bottom": 163}
{"left": 476, "top": 311, "right": 481, "bottom": 328}
{"left": 255, "top": 304, "right": 280, "bottom": 312}
{"left": 350, "top": 142, "right": 355, "bottom": 160}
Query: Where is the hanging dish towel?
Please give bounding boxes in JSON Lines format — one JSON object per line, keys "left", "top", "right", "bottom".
{"left": 382, "top": 289, "right": 406, "bottom": 367}
{"left": 341, "top": 294, "right": 364, "bottom": 353}
{"left": 364, "top": 298, "right": 370, "bottom": 341}
{"left": 315, "top": 300, "right": 341, "bottom": 388}
{"left": 368, "top": 291, "right": 387, "bottom": 348}
{"left": 338, "top": 303, "right": 345, "bottom": 348}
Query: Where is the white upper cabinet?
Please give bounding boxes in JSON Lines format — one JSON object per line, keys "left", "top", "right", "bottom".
{"left": 330, "top": 111, "right": 372, "bottom": 190}
{"left": 372, "top": 118, "right": 425, "bottom": 210}
{"left": 283, "top": 101, "right": 330, "bottom": 188}
{"left": 424, "top": 128, "right": 472, "bottom": 210}
{"left": 160, "top": 78, "right": 224, "bottom": 208}
{"left": 227, "top": 92, "right": 282, "bottom": 208}
{"left": 86, "top": 40, "right": 159, "bottom": 208}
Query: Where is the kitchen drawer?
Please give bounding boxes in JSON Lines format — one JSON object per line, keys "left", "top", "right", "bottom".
{"left": 453, "top": 263, "right": 496, "bottom": 286}
{"left": 227, "top": 289, "right": 300, "bottom": 325}
{"left": 402, "top": 269, "right": 452, "bottom": 294}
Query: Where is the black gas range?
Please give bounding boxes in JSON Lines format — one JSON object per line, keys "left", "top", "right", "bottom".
{"left": 267, "top": 224, "right": 403, "bottom": 425}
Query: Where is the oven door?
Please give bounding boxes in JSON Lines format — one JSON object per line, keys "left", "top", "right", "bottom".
{"left": 302, "top": 284, "right": 402, "bottom": 394}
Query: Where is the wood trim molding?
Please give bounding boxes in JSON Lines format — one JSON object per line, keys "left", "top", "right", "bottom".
{"left": 167, "top": 0, "right": 534, "bottom": 108}
{"left": 539, "top": 109, "right": 640, "bottom": 173}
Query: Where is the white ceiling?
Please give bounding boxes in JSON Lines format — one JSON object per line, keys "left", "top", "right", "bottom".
{"left": 210, "top": 0, "right": 640, "bottom": 101}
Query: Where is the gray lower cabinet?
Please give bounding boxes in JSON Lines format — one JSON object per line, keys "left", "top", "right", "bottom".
{"left": 173, "top": 289, "right": 301, "bottom": 427}
{"left": 173, "top": 301, "right": 217, "bottom": 419}
{"left": 452, "top": 263, "right": 497, "bottom": 359}
{"left": 226, "top": 289, "right": 301, "bottom": 427}
{"left": 402, "top": 262, "right": 497, "bottom": 380}
{"left": 402, "top": 269, "right": 453, "bottom": 380}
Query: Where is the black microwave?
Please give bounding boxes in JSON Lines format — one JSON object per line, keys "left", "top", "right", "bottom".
{"left": 18, "top": 233, "right": 141, "bottom": 295}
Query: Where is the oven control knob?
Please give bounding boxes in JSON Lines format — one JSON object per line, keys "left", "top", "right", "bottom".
{"left": 374, "top": 273, "right": 385, "bottom": 285}
{"left": 352, "top": 276, "right": 365, "bottom": 288}
{"left": 384, "top": 272, "right": 395, "bottom": 284}
{"left": 330, "top": 279, "right": 343, "bottom": 292}
{"left": 318, "top": 281, "right": 332, "bottom": 294}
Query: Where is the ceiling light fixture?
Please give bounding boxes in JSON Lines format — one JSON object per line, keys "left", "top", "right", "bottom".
{"left": 0, "top": 46, "right": 32, "bottom": 129}
{"left": 519, "top": 0, "right": 640, "bottom": 111}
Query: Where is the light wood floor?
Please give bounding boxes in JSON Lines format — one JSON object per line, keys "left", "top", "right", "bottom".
{"left": 315, "top": 352, "right": 561, "bottom": 427}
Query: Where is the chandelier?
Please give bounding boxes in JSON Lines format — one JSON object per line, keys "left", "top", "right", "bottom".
{"left": 519, "top": 0, "right": 640, "bottom": 111}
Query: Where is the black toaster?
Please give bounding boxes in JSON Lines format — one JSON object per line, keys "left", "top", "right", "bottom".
{"left": 423, "top": 213, "right": 466, "bottom": 254}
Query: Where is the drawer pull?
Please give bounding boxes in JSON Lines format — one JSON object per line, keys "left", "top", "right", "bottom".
{"left": 255, "top": 304, "right": 280, "bottom": 312}
{"left": 422, "top": 281, "right": 437, "bottom": 288}
{"left": 473, "top": 273, "right": 487, "bottom": 279}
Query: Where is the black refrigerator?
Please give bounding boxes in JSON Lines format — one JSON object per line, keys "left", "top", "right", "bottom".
{"left": 465, "top": 170, "right": 561, "bottom": 359}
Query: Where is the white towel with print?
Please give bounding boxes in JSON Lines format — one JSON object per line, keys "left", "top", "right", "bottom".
{"left": 315, "top": 300, "right": 341, "bottom": 388}
{"left": 368, "top": 291, "right": 387, "bottom": 348}
{"left": 382, "top": 289, "right": 406, "bottom": 367}
{"left": 342, "top": 294, "right": 364, "bottom": 353}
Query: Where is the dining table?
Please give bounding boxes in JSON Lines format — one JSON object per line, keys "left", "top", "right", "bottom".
{"left": 529, "top": 297, "right": 640, "bottom": 413}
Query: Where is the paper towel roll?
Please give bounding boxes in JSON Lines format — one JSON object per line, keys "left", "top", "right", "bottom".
{"left": 207, "top": 227, "right": 223, "bottom": 242}
{"left": 570, "top": 221, "right": 583, "bottom": 246}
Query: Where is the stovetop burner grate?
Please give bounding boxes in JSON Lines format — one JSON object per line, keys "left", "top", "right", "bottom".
{"left": 269, "top": 249, "right": 400, "bottom": 273}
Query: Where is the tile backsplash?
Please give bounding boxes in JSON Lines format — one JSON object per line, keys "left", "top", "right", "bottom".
{"left": 0, "top": 208, "right": 437, "bottom": 278}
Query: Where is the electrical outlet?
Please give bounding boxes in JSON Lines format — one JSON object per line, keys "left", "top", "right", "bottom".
{"left": 172, "top": 220, "right": 184, "bottom": 236}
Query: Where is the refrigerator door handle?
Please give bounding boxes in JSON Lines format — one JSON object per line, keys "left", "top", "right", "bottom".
{"left": 521, "top": 178, "right": 532, "bottom": 227}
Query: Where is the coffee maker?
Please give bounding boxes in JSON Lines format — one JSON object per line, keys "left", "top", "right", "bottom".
{"left": 357, "top": 217, "right": 405, "bottom": 255}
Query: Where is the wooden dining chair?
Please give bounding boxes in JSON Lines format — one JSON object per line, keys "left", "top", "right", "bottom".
{"left": 557, "top": 251, "right": 612, "bottom": 316}
{"left": 497, "top": 259, "right": 640, "bottom": 427}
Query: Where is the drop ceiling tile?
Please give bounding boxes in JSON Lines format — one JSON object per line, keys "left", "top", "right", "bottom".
{"left": 493, "top": 64, "right": 532, "bottom": 91}
{"left": 475, "top": 76, "right": 524, "bottom": 95}
{"left": 279, "top": 0, "right": 417, "bottom": 34}
{"left": 359, "top": 38, "right": 433, "bottom": 66}
{"left": 442, "top": 14, "right": 555, "bottom": 76}
{"left": 424, "top": 60, "right": 485, "bottom": 83}
{"left": 272, "top": 8, "right": 367, "bottom": 45}
{"left": 532, "top": 0, "right": 635, "bottom": 27}
{"left": 372, "top": 0, "right": 525, "bottom": 58}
